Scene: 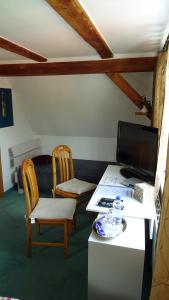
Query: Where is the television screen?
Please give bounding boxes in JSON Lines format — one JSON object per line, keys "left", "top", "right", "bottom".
{"left": 116, "top": 121, "right": 158, "bottom": 184}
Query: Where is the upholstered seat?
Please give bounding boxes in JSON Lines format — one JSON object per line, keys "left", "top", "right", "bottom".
{"left": 56, "top": 178, "right": 96, "bottom": 195}
{"left": 30, "top": 197, "right": 76, "bottom": 219}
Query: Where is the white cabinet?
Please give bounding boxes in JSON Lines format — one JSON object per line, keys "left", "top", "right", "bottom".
{"left": 88, "top": 217, "right": 145, "bottom": 300}
{"left": 87, "top": 164, "right": 155, "bottom": 299}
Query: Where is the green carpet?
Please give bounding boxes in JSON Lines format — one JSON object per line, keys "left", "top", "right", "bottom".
{"left": 0, "top": 189, "right": 93, "bottom": 300}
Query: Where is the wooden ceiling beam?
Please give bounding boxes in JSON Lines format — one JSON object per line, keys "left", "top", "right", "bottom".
{"left": 0, "top": 57, "right": 157, "bottom": 77}
{"left": 0, "top": 36, "right": 47, "bottom": 62}
{"left": 46, "top": 0, "right": 113, "bottom": 58}
{"left": 46, "top": 0, "right": 147, "bottom": 108}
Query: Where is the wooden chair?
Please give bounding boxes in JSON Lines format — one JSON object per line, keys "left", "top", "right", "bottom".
{"left": 22, "top": 158, "right": 76, "bottom": 258}
{"left": 52, "top": 145, "right": 96, "bottom": 202}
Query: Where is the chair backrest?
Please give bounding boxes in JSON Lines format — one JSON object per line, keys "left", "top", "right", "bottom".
{"left": 22, "top": 158, "right": 39, "bottom": 217}
{"left": 52, "top": 145, "right": 74, "bottom": 186}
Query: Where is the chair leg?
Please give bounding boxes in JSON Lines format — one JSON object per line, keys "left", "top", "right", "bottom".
{"left": 64, "top": 220, "right": 68, "bottom": 259}
{"left": 27, "top": 219, "right": 32, "bottom": 257}
{"left": 52, "top": 189, "right": 55, "bottom": 198}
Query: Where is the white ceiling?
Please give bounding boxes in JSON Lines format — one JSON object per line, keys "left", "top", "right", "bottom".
{"left": 0, "top": 1, "right": 168, "bottom": 138}
{"left": 0, "top": 0, "right": 169, "bottom": 61}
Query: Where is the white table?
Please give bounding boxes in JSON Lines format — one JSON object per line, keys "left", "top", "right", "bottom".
{"left": 87, "top": 165, "right": 156, "bottom": 300}
{"left": 86, "top": 165, "right": 156, "bottom": 238}
{"left": 87, "top": 165, "right": 156, "bottom": 218}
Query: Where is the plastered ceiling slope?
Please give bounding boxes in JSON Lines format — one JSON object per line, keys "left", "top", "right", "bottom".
{"left": 9, "top": 73, "right": 151, "bottom": 138}
{"left": 0, "top": 0, "right": 169, "bottom": 60}
{"left": 80, "top": 0, "right": 169, "bottom": 55}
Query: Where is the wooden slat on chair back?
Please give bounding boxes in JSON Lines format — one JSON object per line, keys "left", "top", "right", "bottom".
{"left": 22, "top": 159, "right": 39, "bottom": 217}
{"left": 52, "top": 145, "right": 74, "bottom": 185}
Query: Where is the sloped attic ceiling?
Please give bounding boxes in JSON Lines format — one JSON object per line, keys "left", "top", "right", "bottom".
{"left": 0, "top": 0, "right": 169, "bottom": 138}
{"left": 9, "top": 72, "right": 153, "bottom": 138}
{"left": 0, "top": 0, "right": 168, "bottom": 59}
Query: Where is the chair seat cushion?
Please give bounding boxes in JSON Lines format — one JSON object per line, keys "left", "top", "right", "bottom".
{"left": 56, "top": 178, "right": 96, "bottom": 195}
{"left": 30, "top": 198, "right": 76, "bottom": 220}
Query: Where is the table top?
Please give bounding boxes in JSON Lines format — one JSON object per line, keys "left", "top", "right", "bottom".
{"left": 86, "top": 165, "right": 156, "bottom": 221}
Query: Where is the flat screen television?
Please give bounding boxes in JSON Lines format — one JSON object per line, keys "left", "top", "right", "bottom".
{"left": 116, "top": 121, "right": 158, "bottom": 184}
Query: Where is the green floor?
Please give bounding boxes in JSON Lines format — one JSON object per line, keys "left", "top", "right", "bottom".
{"left": 0, "top": 189, "right": 152, "bottom": 300}
{"left": 0, "top": 189, "right": 93, "bottom": 300}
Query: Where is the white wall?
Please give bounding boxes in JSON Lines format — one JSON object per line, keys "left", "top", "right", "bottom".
{"left": 0, "top": 77, "right": 34, "bottom": 191}
{"left": 35, "top": 135, "right": 117, "bottom": 162}
{"left": 10, "top": 73, "right": 151, "bottom": 138}
{"left": 0, "top": 69, "right": 153, "bottom": 191}
{"left": 30, "top": 72, "right": 152, "bottom": 161}
{"left": 9, "top": 71, "right": 152, "bottom": 162}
